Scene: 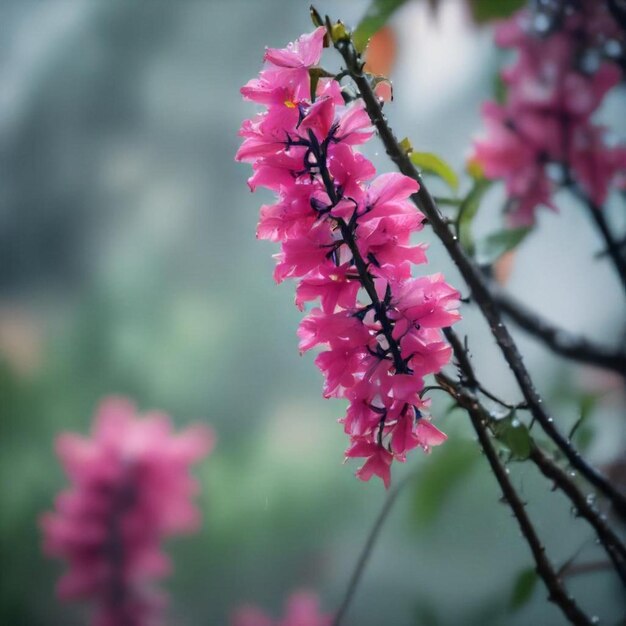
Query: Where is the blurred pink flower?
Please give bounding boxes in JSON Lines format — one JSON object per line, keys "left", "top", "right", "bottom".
{"left": 41, "top": 397, "right": 214, "bottom": 626}
{"left": 232, "top": 590, "right": 332, "bottom": 626}
{"left": 471, "top": 1, "right": 625, "bottom": 224}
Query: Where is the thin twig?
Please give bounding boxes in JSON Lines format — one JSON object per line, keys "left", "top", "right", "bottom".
{"left": 332, "top": 472, "right": 415, "bottom": 626}
{"left": 442, "top": 326, "right": 626, "bottom": 587}
{"left": 442, "top": 327, "right": 477, "bottom": 388}
{"left": 560, "top": 560, "right": 615, "bottom": 579}
{"left": 330, "top": 33, "right": 626, "bottom": 520}
{"left": 578, "top": 193, "right": 626, "bottom": 295}
{"left": 436, "top": 371, "right": 593, "bottom": 625}
{"left": 491, "top": 284, "right": 626, "bottom": 376}
{"left": 443, "top": 327, "right": 527, "bottom": 410}
{"left": 530, "top": 444, "right": 626, "bottom": 587}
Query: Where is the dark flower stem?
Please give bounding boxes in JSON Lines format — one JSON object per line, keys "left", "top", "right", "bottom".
{"left": 330, "top": 33, "right": 626, "bottom": 521}
{"left": 105, "top": 473, "right": 136, "bottom": 626}
{"left": 331, "top": 471, "right": 415, "bottom": 626}
{"left": 307, "top": 131, "right": 409, "bottom": 375}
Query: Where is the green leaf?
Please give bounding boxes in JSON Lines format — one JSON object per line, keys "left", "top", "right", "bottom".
{"left": 475, "top": 227, "right": 531, "bottom": 265}
{"left": 456, "top": 178, "right": 491, "bottom": 256}
{"left": 353, "top": 0, "right": 409, "bottom": 53}
{"left": 503, "top": 421, "right": 531, "bottom": 460}
{"left": 576, "top": 426, "right": 594, "bottom": 452}
{"left": 411, "top": 438, "right": 479, "bottom": 526}
{"left": 410, "top": 151, "right": 459, "bottom": 193}
{"left": 471, "top": 0, "right": 526, "bottom": 23}
{"left": 492, "top": 413, "right": 531, "bottom": 460}
{"left": 509, "top": 567, "right": 538, "bottom": 611}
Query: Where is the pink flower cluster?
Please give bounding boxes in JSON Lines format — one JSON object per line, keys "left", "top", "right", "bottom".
{"left": 232, "top": 590, "right": 332, "bottom": 626}
{"left": 471, "top": 1, "right": 626, "bottom": 225}
{"left": 237, "top": 28, "right": 460, "bottom": 487}
{"left": 41, "top": 397, "right": 213, "bottom": 626}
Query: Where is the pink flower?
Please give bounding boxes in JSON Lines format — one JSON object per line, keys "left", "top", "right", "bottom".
{"left": 415, "top": 418, "right": 448, "bottom": 451}
{"left": 392, "top": 274, "right": 462, "bottom": 330}
{"left": 569, "top": 124, "right": 626, "bottom": 206}
{"left": 295, "top": 264, "right": 361, "bottom": 314}
{"left": 241, "top": 27, "right": 326, "bottom": 114}
{"left": 41, "top": 397, "right": 213, "bottom": 626}
{"left": 470, "top": 3, "right": 625, "bottom": 224}
{"left": 231, "top": 590, "right": 332, "bottom": 626}
{"left": 347, "top": 441, "right": 394, "bottom": 488}
{"left": 239, "top": 29, "right": 460, "bottom": 486}
{"left": 264, "top": 28, "right": 326, "bottom": 70}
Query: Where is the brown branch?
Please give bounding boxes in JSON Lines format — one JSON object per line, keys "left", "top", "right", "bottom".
{"left": 530, "top": 444, "right": 626, "bottom": 587}
{"left": 491, "top": 285, "right": 626, "bottom": 376}
{"left": 330, "top": 33, "right": 626, "bottom": 520}
{"left": 442, "top": 326, "right": 626, "bottom": 587}
{"left": 436, "top": 371, "right": 593, "bottom": 625}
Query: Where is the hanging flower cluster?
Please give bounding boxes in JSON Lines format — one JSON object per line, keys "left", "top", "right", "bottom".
{"left": 232, "top": 590, "right": 332, "bottom": 626}
{"left": 41, "top": 397, "right": 213, "bottom": 626}
{"left": 471, "top": 1, "right": 626, "bottom": 226}
{"left": 237, "top": 27, "right": 460, "bottom": 487}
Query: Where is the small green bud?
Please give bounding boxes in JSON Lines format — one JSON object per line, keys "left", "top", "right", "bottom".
{"left": 399, "top": 137, "right": 413, "bottom": 156}
{"left": 330, "top": 21, "right": 350, "bottom": 43}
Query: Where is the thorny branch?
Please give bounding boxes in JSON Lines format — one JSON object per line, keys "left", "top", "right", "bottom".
{"left": 436, "top": 370, "right": 594, "bottom": 625}
{"left": 328, "top": 29, "right": 626, "bottom": 521}
{"left": 441, "top": 326, "right": 626, "bottom": 586}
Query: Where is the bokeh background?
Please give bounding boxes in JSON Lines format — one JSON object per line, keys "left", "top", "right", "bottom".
{"left": 1, "top": 1, "right": 625, "bottom": 624}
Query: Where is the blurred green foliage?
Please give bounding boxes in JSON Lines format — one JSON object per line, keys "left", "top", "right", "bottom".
{"left": 353, "top": 0, "right": 409, "bottom": 52}
{"left": 509, "top": 567, "right": 539, "bottom": 612}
